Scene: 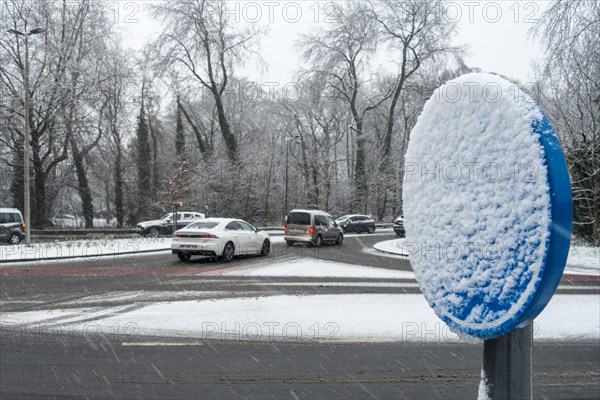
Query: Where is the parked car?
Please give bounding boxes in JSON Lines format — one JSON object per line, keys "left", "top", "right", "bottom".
{"left": 137, "top": 212, "right": 205, "bottom": 237}
{"left": 393, "top": 216, "right": 405, "bottom": 237}
{"left": 336, "top": 214, "right": 376, "bottom": 234}
{"left": 284, "top": 209, "right": 344, "bottom": 247}
{"left": 171, "top": 218, "right": 270, "bottom": 262}
{"left": 0, "top": 208, "right": 25, "bottom": 245}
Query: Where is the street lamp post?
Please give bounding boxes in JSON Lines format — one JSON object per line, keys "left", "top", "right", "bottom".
{"left": 7, "top": 27, "right": 45, "bottom": 246}
{"left": 284, "top": 136, "right": 299, "bottom": 222}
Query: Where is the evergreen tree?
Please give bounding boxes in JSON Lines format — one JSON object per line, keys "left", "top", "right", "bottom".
{"left": 114, "top": 147, "right": 124, "bottom": 228}
{"left": 136, "top": 104, "right": 152, "bottom": 219}
{"left": 175, "top": 102, "right": 185, "bottom": 159}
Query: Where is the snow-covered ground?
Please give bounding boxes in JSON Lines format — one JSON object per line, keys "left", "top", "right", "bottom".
{"left": 214, "top": 258, "right": 416, "bottom": 279}
{"left": 51, "top": 216, "right": 117, "bottom": 228}
{"left": 565, "top": 245, "right": 600, "bottom": 276}
{"left": 0, "top": 237, "right": 172, "bottom": 262}
{"left": 1, "top": 293, "right": 597, "bottom": 343}
{"left": 374, "top": 238, "right": 599, "bottom": 277}
{"left": 373, "top": 238, "right": 408, "bottom": 256}
{"left": 1, "top": 260, "right": 598, "bottom": 343}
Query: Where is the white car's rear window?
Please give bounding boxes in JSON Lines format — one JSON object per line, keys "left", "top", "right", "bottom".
{"left": 187, "top": 221, "right": 219, "bottom": 229}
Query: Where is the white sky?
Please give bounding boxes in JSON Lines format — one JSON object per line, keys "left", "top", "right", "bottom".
{"left": 118, "top": 1, "right": 549, "bottom": 85}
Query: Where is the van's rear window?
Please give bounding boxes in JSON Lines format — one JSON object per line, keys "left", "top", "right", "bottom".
{"left": 287, "top": 212, "right": 310, "bottom": 225}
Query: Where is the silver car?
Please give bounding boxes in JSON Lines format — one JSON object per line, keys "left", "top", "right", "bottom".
{"left": 284, "top": 209, "right": 344, "bottom": 247}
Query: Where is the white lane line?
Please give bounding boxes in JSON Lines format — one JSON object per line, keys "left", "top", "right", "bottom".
{"left": 556, "top": 285, "right": 600, "bottom": 291}
{"left": 257, "top": 281, "right": 420, "bottom": 288}
{"left": 122, "top": 341, "right": 203, "bottom": 347}
{"left": 0, "top": 300, "right": 46, "bottom": 304}
{"left": 345, "top": 231, "right": 394, "bottom": 238}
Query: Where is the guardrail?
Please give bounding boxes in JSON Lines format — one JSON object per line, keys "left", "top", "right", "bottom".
{"left": 27, "top": 224, "right": 394, "bottom": 243}
{"left": 32, "top": 223, "right": 393, "bottom": 236}
{"left": 31, "top": 229, "right": 137, "bottom": 235}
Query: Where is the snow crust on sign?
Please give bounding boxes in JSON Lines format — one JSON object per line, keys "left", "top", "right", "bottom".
{"left": 403, "top": 73, "right": 551, "bottom": 337}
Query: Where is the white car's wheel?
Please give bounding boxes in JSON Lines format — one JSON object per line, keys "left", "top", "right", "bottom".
{"left": 260, "top": 239, "right": 270, "bottom": 256}
{"left": 177, "top": 253, "right": 191, "bottom": 262}
{"left": 222, "top": 242, "right": 235, "bottom": 262}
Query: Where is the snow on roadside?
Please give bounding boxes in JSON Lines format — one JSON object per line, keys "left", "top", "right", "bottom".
{"left": 373, "top": 238, "right": 408, "bottom": 256}
{"left": 0, "top": 237, "right": 172, "bottom": 262}
{"left": 564, "top": 245, "right": 600, "bottom": 276}
{"left": 374, "top": 239, "right": 599, "bottom": 277}
{"left": 214, "top": 258, "right": 416, "bottom": 280}
{"left": 1, "top": 293, "right": 597, "bottom": 343}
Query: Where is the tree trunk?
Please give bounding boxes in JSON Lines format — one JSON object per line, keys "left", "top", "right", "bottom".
{"left": 353, "top": 119, "right": 368, "bottom": 213}
{"left": 10, "top": 146, "right": 24, "bottom": 212}
{"left": 31, "top": 136, "right": 47, "bottom": 228}
{"left": 148, "top": 113, "right": 160, "bottom": 194}
{"left": 178, "top": 99, "right": 212, "bottom": 161}
{"left": 213, "top": 91, "right": 237, "bottom": 163}
{"left": 70, "top": 136, "right": 94, "bottom": 228}
{"left": 33, "top": 160, "right": 46, "bottom": 228}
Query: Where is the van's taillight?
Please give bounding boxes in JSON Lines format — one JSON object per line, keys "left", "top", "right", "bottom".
{"left": 174, "top": 233, "right": 181, "bottom": 237}
{"left": 283, "top": 226, "right": 288, "bottom": 234}
{"left": 308, "top": 226, "right": 315, "bottom": 235}
{"left": 22, "top": 223, "right": 26, "bottom": 230}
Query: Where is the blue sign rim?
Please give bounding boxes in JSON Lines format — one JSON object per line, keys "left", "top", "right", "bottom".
{"left": 514, "top": 112, "right": 572, "bottom": 329}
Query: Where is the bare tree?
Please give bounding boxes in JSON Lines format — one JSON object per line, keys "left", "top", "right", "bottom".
{"left": 533, "top": 0, "right": 600, "bottom": 244}
{"left": 298, "top": 2, "right": 391, "bottom": 213}
{"left": 152, "top": 0, "right": 263, "bottom": 163}
{"left": 0, "top": 0, "right": 115, "bottom": 227}
{"left": 368, "top": 0, "right": 462, "bottom": 218}
{"left": 97, "top": 45, "right": 134, "bottom": 227}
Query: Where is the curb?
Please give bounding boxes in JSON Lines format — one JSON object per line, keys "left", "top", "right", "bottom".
{"left": 372, "top": 247, "right": 409, "bottom": 257}
{"left": 372, "top": 239, "right": 409, "bottom": 257}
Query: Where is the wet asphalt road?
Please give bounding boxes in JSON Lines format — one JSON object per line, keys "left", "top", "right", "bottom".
{"left": 1, "top": 332, "right": 599, "bottom": 400}
{"left": 1, "top": 232, "right": 599, "bottom": 399}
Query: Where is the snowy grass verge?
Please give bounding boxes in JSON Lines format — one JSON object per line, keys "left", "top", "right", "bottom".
{"left": 1, "top": 293, "right": 597, "bottom": 343}
{"left": 0, "top": 237, "right": 172, "bottom": 262}
{"left": 373, "top": 238, "right": 408, "bottom": 256}
{"left": 211, "top": 258, "right": 416, "bottom": 279}
{"left": 374, "top": 239, "right": 598, "bottom": 277}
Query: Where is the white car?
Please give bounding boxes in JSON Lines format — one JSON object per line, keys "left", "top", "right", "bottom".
{"left": 171, "top": 218, "right": 271, "bottom": 262}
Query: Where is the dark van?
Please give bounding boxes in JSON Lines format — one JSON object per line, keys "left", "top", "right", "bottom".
{"left": 284, "top": 209, "right": 344, "bottom": 247}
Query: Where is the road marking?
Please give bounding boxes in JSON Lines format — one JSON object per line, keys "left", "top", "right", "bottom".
{"left": 0, "top": 300, "right": 46, "bottom": 304}
{"left": 122, "top": 341, "right": 203, "bottom": 347}
{"left": 556, "top": 285, "right": 600, "bottom": 291}
{"left": 257, "top": 281, "right": 420, "bottom": 288}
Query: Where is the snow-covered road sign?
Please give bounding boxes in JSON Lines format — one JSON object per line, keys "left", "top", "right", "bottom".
{"left": 403, "top": 73, "right": 572, "bottom": 339}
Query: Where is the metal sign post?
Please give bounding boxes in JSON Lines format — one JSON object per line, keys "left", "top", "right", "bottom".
{"left": 483, "top": 324, "right": 533, "bottom": 400}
